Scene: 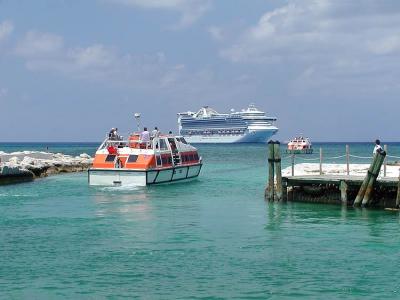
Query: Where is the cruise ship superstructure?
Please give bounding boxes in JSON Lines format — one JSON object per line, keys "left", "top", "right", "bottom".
{"left": 177, "top": 104, "right": 278, "bottom": 143}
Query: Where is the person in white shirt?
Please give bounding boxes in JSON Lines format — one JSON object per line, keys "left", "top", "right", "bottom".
{"left": 151, "top": 127, "right": 160, "bottom": 139}
{"left": 373, "top": 139, "right": 383, "bottom": 155}
{"left": 140, "top": 127, "right": 150, "bottom": 143}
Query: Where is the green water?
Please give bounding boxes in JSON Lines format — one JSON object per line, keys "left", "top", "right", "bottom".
{"left": 1, "top": 143, "right": 400, "bottom": 299}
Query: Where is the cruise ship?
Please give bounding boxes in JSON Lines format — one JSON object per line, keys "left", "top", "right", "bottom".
{"left": 177, "top": 104, "right": 278, "bottom": 143}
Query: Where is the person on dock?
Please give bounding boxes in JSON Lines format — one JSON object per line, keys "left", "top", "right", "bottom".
{"left": 373, "top": 139, "right": 384, "bottom": 155}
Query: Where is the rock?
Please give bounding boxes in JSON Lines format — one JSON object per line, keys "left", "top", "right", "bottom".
{"left": 79, "top": 153, "right": 91, "bottom": 159}
{"left": 8, "top": 156, "right": 20, "bottom": 164}
{"left": 21, "top": 156, "right": 36, "bottom": 165}
{"left": 0, "top": 150, "right": 93, "bottom": 184}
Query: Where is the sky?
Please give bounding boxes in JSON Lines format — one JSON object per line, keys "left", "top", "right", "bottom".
{"left": 0, "top": 0, "right": 399, "bottom": 142}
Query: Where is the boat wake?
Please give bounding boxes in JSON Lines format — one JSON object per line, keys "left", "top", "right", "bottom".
{"left": 99, "top": 184, "right": 143, "bottom": 192}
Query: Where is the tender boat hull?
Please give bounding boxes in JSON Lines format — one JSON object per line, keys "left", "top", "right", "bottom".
{"left": 88, "top": 164, "right": 202, "bottom": 186}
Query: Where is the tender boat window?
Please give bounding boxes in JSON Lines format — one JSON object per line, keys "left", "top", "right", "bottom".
{"left": 127, "top": 155, "right": 138, "bottom": 163}
{"left": 105, "top": 154, "right": 116, "bottom": 162}
{"left": 159, "top": 139, "right": 168, "bottom": 150}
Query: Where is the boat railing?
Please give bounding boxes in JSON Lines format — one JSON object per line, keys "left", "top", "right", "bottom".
{"left": 98, "top": 136, "right": 156, "bottom": 151}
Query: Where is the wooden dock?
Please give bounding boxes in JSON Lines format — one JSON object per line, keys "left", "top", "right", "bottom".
{"left": 266, "top": 141, "right": 400, "bottom": 209}
{"left": 283, "top": 175, "right": 399, "bottom": 208}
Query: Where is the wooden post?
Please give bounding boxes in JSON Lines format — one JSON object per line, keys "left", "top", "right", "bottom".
{"left": 340, "top": 180, "right": 348, "bottom": 205}
{"left": 319, "top": 147, "right": 323, "bottom": 175}
{"left": 274, "top": 142, "right": 283, "bottom": 201}
{"left": 291, "top": 153, "right": 295, "bottom": 176}
{"left": 282, "top": 178, "right": 288, "bottom": 202}
{"left": 384, "top": 144, "right": 388, "bottom": 177}
{"left": 346, "top": 145, "right": 350, "bottom": 176}
{"left": 362, "top": 151, "right": 386, "bottom": 207}
{"left": 266, "top": 141, "right": 275, "bottom": 201}
{"left": 354, "top": 154, "right": 379, "bottom": 206}
{"left": 396, "top": 169, "right": 400, "bottom": 208}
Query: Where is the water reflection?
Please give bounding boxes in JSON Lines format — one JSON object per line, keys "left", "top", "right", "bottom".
{"left": 92, "top": 187, "right": 153, "bottom": 221}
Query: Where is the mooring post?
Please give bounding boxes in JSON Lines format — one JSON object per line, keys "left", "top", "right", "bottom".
{"left": 282, "top": 177, "right": 288, "bottom": 202}
{"left": 291, "top": 153, "right": 295, "bottom": 176}
{"left": 384, "top": 144, "right": 388, "bottom": 177}
{"left": 396, "top": 169, "right": 400, "bottom": 208}
{"left": 340, "top": 180, "right": 348, "bottom": 205}
{"left": 346, "top": 145, "right": 350, "bottom": 176}
{"left": 354, "top": 154, "right": 379, "bottom": 206}
{"left": 362, "top": 151, "right": 386, "bottom": 207}
{"left": 266, "top": 141, "right": 275, "bottom": 201}
{"left": 319, "top": 147, "right": 323, "bottom": 175}
{"left": 274, "top": 142, "right": 283, "bottom": 201}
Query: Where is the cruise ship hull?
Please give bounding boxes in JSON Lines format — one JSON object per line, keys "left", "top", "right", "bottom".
{"left": 184, "top": 128, "right": 278, "bottom": 144}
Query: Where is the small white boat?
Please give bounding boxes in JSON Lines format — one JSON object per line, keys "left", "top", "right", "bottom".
{"left": 286, "top": 136, "right": 313, "bottom": 154}
{"left": 88, "top": 133, "right": 202, "bottom": 186}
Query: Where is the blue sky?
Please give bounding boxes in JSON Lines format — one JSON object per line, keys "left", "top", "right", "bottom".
{"left": 0, "top": 0, "right": 399, "bottom": 142}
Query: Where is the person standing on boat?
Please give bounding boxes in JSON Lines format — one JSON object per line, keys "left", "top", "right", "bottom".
{"left": 151, "top": 127, "right": 160, "bottom": 139}
{"left": 108, "top": 128, "right": 115, "bottom": 139}
{"left": 373, "top": 139, "right": 383, "bottom": 154}
{"left": 140, "top": 127, "right": 150, "bottom": 143}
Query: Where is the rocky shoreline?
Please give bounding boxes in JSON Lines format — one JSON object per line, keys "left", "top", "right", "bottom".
{"left": 0, "top": 151, "right": 93, "bottom": 185}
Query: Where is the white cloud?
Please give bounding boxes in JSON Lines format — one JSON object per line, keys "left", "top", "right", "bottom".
{"left": 0, "top": 20, "right": 13, "bottom": 42}
{"left": 107, "top": 0, "right": 212, "bottom": 28}
{"left": 367, "top": 36, "right": 400, "bottom": 55}
{"left": 208, "top": 26, "right": 223, "bottom": 41}
{"left": 16, "top": 31, "right": 64, "bottom": 57}
{"left": 14, "top": 30, "right": 189, "bottom": 89}
{"left": 218, "top": 1, "right": 400, "bottom": 94}
{"left": 221, "top": 1, "right": 400, "bottom": 63}
{"left": 68, "top": 44, "right": 116, "bottom": 68}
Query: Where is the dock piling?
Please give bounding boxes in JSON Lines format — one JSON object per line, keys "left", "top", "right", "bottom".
{"left": 354, "top": 154, "right": 379, "bottom": 206}
{"left": 274, "top": 142, "right": 283, "bottom": 201}
{"left": 319, "top": 148, "right": 323, "bottom": 175}
{"left": 361, "top": 151, "right": 386, "bottom": 207}
{"left": 266, "top": 141, "right": 275, "bottom": 201}
{"left": 340, "top": 180, "right": 348, "bottom": 205}
{"left": 346, "top": 145, "right": 350, "bottom": 176}
{"left": 384, "top": 144, "right": 388, "bottom": 177}
{"left": 291, "top": 153, "right": 295, "bottom": 176}
{"left": 396, "top": 169, "right": 400, "bottom": 208}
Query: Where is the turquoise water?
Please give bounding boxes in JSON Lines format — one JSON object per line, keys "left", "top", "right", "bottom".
{"left": 1, "top": 143, "right": 400, "bottom": 299}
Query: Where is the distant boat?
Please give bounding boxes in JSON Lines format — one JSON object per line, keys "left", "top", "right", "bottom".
{"left": 286, "top": 135, "right": 313, "bottom": 154}
{"left": 177, "top": 104, "right": 278, "bottom": 143}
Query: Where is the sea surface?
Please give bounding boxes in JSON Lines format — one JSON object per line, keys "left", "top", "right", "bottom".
{"left": 1, "top": 142, "right": 400, "bottom": 299}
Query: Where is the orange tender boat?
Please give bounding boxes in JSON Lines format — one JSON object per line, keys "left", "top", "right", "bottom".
{"left": 88, "top": 133, "right": 202, "bottom": 186}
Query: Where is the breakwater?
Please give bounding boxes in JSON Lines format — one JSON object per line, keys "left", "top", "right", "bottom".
{"left": 0, "top": 151, "right": 93, "bottom": 185}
